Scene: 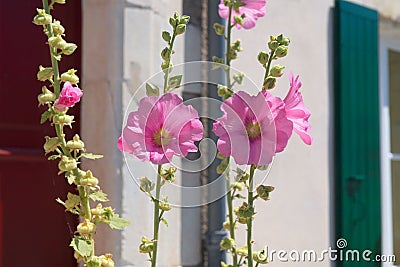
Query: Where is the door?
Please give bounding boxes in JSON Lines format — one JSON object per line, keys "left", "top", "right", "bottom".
{"left": 0, "top": 1, "right": 81, "bottom": 266}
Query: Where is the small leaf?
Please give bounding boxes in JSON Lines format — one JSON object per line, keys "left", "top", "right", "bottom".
{"left": 89, "top": 190, "right": 109, "bottom": 202}
{"left": 56, "top": 198, "right": 65, "bottom": 206}
{"left": 160, "top": 218, "right": 168, "bottom": 227}
{"left": 65, "top": 172, "right": 76, "bottom": 185}
{"left": 106, "top": 214, "right": 130, "bottom": 230}
{"left": 70, "top": 236, "right": 93, "bottom": 257}
{"left": 145, "top": 82, "right": 160, "bottom": 96}
{"left": 40, "top": 110, "right": 52, "bottom": 124}
{"left": 48, "top": 154, "right": 61, "bottom": 160}
{"left": 80, "top": 153, "right": 103, "bottom": 160}
{"left": 167, "top": 74, "right": 182, "bottom": 90}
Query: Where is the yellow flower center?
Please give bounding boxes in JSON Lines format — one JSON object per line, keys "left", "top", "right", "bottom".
{"left": 154, "top": 128, "right": 170, "bottom": 146}
{"left": 246, "top": 122, "right": 261, "bottom": 140}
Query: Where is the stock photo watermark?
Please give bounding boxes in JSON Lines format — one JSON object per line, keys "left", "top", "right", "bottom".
{"left": 253, "top": 238, "right": 396, "bottom": 263}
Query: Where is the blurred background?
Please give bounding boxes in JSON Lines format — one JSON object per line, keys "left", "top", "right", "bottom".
{"left": 0, "top": 0, "right": 399, "bottom": 266}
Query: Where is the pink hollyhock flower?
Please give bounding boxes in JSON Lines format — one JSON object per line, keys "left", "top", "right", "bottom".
{"left": 54, "top": 82, "right": 83, "bottom": 111}
{"left": 118, "top": 93, "right": 203, "bottom": 165}
{"left": 218, "top": 0, "right": 266, "bottom": 29}
{"left": 262, "top": 91, "right": 293, "bottom": 153}
{"left": 283, "top": 73, "right": 312, "bottom": 145}
{"left": 213, "top": 91, "right": 279, "bottom": 166}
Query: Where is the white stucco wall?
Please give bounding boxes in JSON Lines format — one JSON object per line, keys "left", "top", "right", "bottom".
{"left": 82, "top": 0, "right": 184, "bottom": 266}
{"left": 230, "top": 1, "right": 333, "bottom": 265}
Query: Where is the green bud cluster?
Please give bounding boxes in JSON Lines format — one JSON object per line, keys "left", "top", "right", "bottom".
{"left": 217, "top": 84, "right": 233, "bottom": 100}
{"left": 220, "top": 237, "right": 236, "bottom": 250}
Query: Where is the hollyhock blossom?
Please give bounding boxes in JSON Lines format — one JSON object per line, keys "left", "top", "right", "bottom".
{"left": 283, "top": 74, "right": 312, "bottom": 145}
{"left": 118, "top": 93, "right": 203, "bottom": 164}
{"left": 218, "top": 0, "right": 266, "bottom": 29}
{"left": 54, "top": 82, "right": 83, "bottom": 111}
{"left": 262, "top": 91, "right": 293, "bottom": 153}
{"left": 213, "top": 91, "right": 281, "bottom": 166}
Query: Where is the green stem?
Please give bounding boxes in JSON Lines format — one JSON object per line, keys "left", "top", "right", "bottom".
{"left": 42, "top": 0, "right": 61, "bottom": 97}
{"left": 225, "top": 5, "right": 233, "bottom": 88}
{"left": 225, "top": 158, "right": 238, "bottom": 267}
{"left": 247, "top": 165, "right": 256, "bottom": 267}
{"left": 263, "top": 50, "right": 275, "bottom": 81}
{"left": 163, "top": 33, "right": 176, "bottom": 93}
{"left": 151, "top": 165, "right": 163, "bottom": 267}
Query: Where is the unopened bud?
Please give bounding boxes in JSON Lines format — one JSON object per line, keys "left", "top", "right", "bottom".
{"left": 213, "top": 23, "right": 225, "bottom": 36}
{"left": 38, "top": 86, "right": 56, "bottom": 105}
{"left": 33, "top": 9, "right": 52, "bottom": 26}
{"left": 62, "top": 43, "right": 77, "bottom": 55}
{"left": 233, "top": 15, "right": 244, "bottom": 25}
{"left": 253, "top": 250, "right": 269, "bottom": 264}
{"left": 161, "top": 47, "right": 171, "bottom": 60}
{"left": 175, "top": 24, "right": 186, "bottom": 35}
{"left": 270, "top": 65, "right": 285, "bottom": 77}
{"left": 48, "top": 36, "right": 67, "bottom": 49}
{"left": 236, "top": 202, "right": 254, "bottom": 219}
{"left": 161, "top": 61, "right": 172, "bottom": 71}
{"left": 159, "top": 197, "right": 171, "bottom": 211}
{"left": 91, "top": 204, "right": 103, "bottom": 216}
{"left": 257, "top": 51, "right": 269, "bottom": 65}
{"left": 139, "top": 236, "right": 154, "bottom": 254}
{"left": 43, "top": 136, "right": 60, "bottom": 154}
{"left": 53, "top": 114, "right": 74, "bottom": 125}
{"left": 162, "top": 31, "right": 171, "bottom": 43}
{"left": 140, "top": 177, "right": 155, "bottom": 193}
{"left": 99, "top": 254, "right": 115, "bottom": 267}
{"left": 52, "top": 20, "right": 65, "bottom": 35}
{"left": 161, "top": 166, "right": 177, "bottom": 183}
{"left": 66, "top": 134, "right": 85, "bottom": 150}
{"left": 80, "top": 170, "right": 99, "bottom": 187}
{"left": 220, "top": 238, "right": 235, "bottom": 250}
{"left": 256, "top": 185, "right": 275, "bottom": 201}
{"left": 77, "top": 219, "right": 96, "bottom": 235}
{"left": 61, "top": 69, "right": 79, "bottom": 84}
{"left": 58, "top": 156, "right": 77, "bottom": 173}
{"left": 179, "top": 15, "right": 190, "bottom": 25}
{"left": 37, "top": 65, "right": 54, "bottom": 81}
{"left": 263, "top": 76, "right": 277, "bottom": 90}
{"left": 268, "top": 40, "right": 279, "bottom": 51}
{"left": 232, "top": 182, "right": 244, "bottom": 191}
{"left": 275, "top": 45, "right": 288, "bottom": 58}
{"left": 237, "top": 246, "right": 248, "bottom": 257}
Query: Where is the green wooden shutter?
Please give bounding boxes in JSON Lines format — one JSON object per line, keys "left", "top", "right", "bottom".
{"left": 334, "top": 1, "right": 381, "bottom": 265}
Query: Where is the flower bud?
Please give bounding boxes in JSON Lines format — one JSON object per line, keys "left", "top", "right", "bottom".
{"left": 237, "top": 246, "right": 248, "bottom": 257}
{"left": 175, "top": 24, "right": 186, "bottom": 35}
{"left": 66, "top": 134, "right": 85, "bottom": 150}
{"left": 169, "top": 17, "right": 178, "bottom": 27}
{"left": 52, "top": 20, "right": 65, "bottom": 35}
{"left": 257, "top": 51, "right": 269, "bottom": 65}
{"left": 231, "top": 40, "right": 242, "bottom": 52}
{"left": 91, "top": 203, "right": 103, "bottom": 216}
{"left": 256, "top": 185, "right": 274, "bottom": 201}
{"left": 99, "top": 254, "right": 115, "bottom": 267}
{"left": 275, "top": 45, "right": 288, "bottom": 58}
{"left": 263, "top": 76, "right": 276, "bottom": 90}
{"left": 235, "top": 202, "right": 254, "bottom": 219}
{"left": 62, "top": 43, "right": 77, "bottom": 55}
{"left": 232, "top": 182, "right": 244, "bottom": 191}
{"left": 77, "top": 219, "right": 96, "bottom": 235}
{"left": 233, "top": 73, "right": 244, "bottom": 85}
{"left": 60, "top": 69, "right": 79, "bottom": 84}
{"left": 179, "top": 15, "right": 190, "bottom": 25}
{"left": 222, "top": 220, "right": 238, "bottom": 230}
{"left": 220, "top": 238, "right": 235, "bottom": 250}
{"left": 233, "top": 15, "right": 244, "bottom": 25}
{"left": 235, "top": 168, "right": 249, "bottom": 182}
{"left": 140, "top": 177, "right": 154, "bottom": 193}
{"left": 161, "top": 61, "right": 172, "bottom": 71}
{"left": 53, "top": 114, "right": 74, "bottom": 125}
{"left": 48, "top": 36, "right": 67, "bottom": 49}
{"left": 161, "top": 47, "right": 171, "bottom": 60}
{"left": 276, "top": 34, "right": 290, "bottom": 46}
{"left": 270, "top": 65, "right": 285, "bottom": 77}
{"left": 139, "top": 236, "right": 154, "bottom": 254}
{"left": 33, "top": 9, "right": 52, "bottom": 26}
{"left": 162, "top": 31, "right": 171, "bottom": 43}
{"left": 38, "top": 86, "right": 56, "bottom": 105}
{"left": 159, "top": 197, "right": 171, "bottom": 211}
{"left": 161, "top": 166, "right": 177, "bottom": 183}
{"left": 268, "top": 40, "right": 279, "bottom": 51}
{"left": 37, "top": 65, "right": 54, "bottom": 81}
{"left": 253, "top": 250, "right": 269, "bottom": 264}
{"left": 58, "top": 156, "right": 77, "bottom": 173}
{"left": 213, "top": 23, "right": 225, "bottom": 36}
{"left": 80, "top": 170, "right": 99, "bottom": 187}
{"left": 43, "top": 136, "right": 60, "bottom": 154}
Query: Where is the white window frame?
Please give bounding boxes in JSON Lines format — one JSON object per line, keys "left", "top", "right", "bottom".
{"left": 380, "top": 21, "right": 400, "bottom": 267}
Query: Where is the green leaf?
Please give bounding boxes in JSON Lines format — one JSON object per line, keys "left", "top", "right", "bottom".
{"left": 70, "top": 236, "right": 93, "bottom": 257}
{"left": 80, "top": 153, "right": 103, "bottom": 160}
{"left": 65, "top": 172, "right": 76, "bottom": 185}
{"left": 160, "top": 218, "right": 168, "bottom": 227}
{"left": 167, "top": 74, "right": 183, "bottom": 90}
{"left": 89, "top": 190, "right": 109, "bottom": 202}
{"left": 40, "top": 110, "right": 52, "bottom": 124}
{"left": 145, "top": 82, "right": 160, "bottom": 96}
{"left": 48, "top": 154, "right": 60, "bottom": 160}
{"left": 106, "top": 214, "right": 130, "bottom": 230}
{"left": 86, "top": 261, "right": 101, "bottom": 267}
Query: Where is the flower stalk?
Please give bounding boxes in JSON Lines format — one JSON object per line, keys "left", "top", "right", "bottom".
{"left": 246, "top": 164, "right": 256, "bottom": 267}
{"left": 151, "top": 164, "right": 163, "bottom": 267}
